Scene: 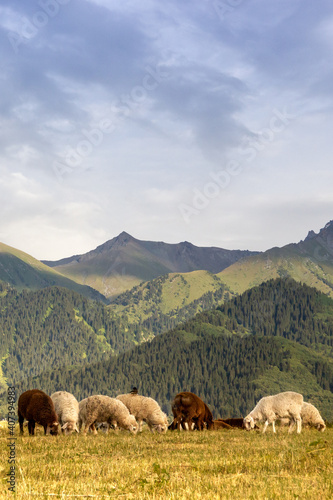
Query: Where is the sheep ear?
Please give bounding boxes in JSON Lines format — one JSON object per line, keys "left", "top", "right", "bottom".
{"left": 54, "top": 422, "right": 59, "bottom": 426}
{"left": 62, "top": 422, "right": 68, "bottom": 430}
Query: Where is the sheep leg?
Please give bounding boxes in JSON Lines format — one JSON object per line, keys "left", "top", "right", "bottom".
{"left": 28, "top": 420, "right": 35, "bottom": 436}
{"left": 288, "top": 419, "right": 296, "bottom": 433}
{"left": 83, "top": 419, "right": 97, "bottom": 436}
{"left": 18, "top": 412, "right": 24, "bottom": 435}
{"left": 296, "top": 418, "right": 302, "bottom": 434}
{"left": 271, "top": 421, "right": 276, "bottom": 433}
{"left": 184, "top": 416, "right": 194, "bottom": 431}
{"left": 175, "top": 415, "right": 183, "bottom": 430}
{"left": 262, "top": 420, "right": 269, "bottom": 433}
{"left": 196, "top": 417, "right": 204, "bottom": 431}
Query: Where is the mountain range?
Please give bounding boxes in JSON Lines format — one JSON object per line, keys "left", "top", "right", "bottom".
{"left": 1, "top": 221, "right": 333, "bottom": 319}
{"left": 1, "top": 220, "right": 333, "bottom": 419}
{"left": 42, "top": 231, "right": 257, "bottom": 298}
{"left": 218, "top": 220, "right": 333, "bottom": 297}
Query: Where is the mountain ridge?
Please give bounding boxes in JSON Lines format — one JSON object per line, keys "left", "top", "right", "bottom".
{"left": 218, "top": 220, "right": 333, "bottom": 297}
{"left": 42, "top": 231, "right": 258, "bottom": 298}
{"left": 0, "top": 242, "right": 107, "bottom": 302}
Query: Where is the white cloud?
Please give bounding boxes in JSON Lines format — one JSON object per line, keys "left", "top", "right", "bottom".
{"left": 0, "top": 0, "right": 332, "bottom": 259}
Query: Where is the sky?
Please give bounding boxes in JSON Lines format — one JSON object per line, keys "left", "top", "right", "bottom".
{"left": 0, "top": 0, "right": 333, "bottom": 260}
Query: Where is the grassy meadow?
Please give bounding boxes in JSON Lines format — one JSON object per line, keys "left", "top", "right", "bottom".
{"left": 1, "top": 425, "right": 333, "bottom": 499}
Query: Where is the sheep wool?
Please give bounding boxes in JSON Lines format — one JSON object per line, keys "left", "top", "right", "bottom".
{"left": 299, "top": 402, "right": 326, "bottom": 432}
{"left": 83, "top": 395, "right": 138, "bottom": 435}
{"left": 51, "top": 391, "right": 79, "bottom": 435}
{"left": 116, "top": 393, "right": 168, "bottom": 433}
{"left": 244, "top": 391, "right": 303, "bottom": 434}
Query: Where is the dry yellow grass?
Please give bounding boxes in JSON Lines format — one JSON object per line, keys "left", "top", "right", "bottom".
{"left": 1, "top": 426, "right": 332, "bottom": 499}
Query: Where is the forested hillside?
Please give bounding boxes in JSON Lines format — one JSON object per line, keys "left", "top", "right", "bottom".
{"left": 13, "top": 279, "right": 333, "bottom": 421}
{"left": 111, "top": 271, "right": 231, "bottom": 335}
{"left": 217, "top": 278, "right": 333, "bottom": 351}
{"left": 0, "top": 282, "right": 142, "bottom": 389}
{"left": 0, "top": 274, "right": 232, "bottom": 397}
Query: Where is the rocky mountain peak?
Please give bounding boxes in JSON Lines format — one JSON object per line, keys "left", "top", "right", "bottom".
{"left": 304, "top": 230, "right": 316, "bottom": 241}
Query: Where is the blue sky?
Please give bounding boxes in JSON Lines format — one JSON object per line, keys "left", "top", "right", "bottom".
{"left": 0, "top": 0, "right": 332, "bottom": 259}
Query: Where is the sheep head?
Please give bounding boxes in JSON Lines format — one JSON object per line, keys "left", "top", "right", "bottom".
{"left": 243, "top": 415, "right": 255, "bottom": 431}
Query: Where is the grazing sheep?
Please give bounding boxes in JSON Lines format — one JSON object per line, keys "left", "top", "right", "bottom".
{"left": 287, "top": 402, "right": 326, "bottom": 432}
{"left": 51, "top": 391, "right": 79, "bottom": 435}
{"left": 116, "top": 391, "right": 168, "bottom": 433}
{"left": 213, "top": 420, "right": 233, "bottom": 430}
{"left": 171, "top": 392, "right": 214, "bottom": 431}
{"left": 244, "top": 391, "right": 303, "bottom": 434}
{"left": 214, "top": 418, "right": 260, "bottom": 430}
{"left": 79, "top": 398, "right": 117, "bottom": 433}
{"left": 18, "top": 389, "right": 59, "bottom": 436}
{"left": 83, "top": 395, "right": 138, "bottom": 435}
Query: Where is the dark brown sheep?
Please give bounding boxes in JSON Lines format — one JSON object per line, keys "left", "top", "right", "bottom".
{"left": 212, "top": 419, "right": 233, "bottom": 430}
{"left": 171, "top": 392, "right": 213, "bottom": 431}
{"left": 214, "top": 418, "right": 260, "bottom": 430}
{"left": 18, "top": 389, "right": 59, "bottom": 436}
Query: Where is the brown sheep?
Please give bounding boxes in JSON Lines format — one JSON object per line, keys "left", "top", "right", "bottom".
{"left": 18, "top": 389, "right": 59, "bottom": 436}
{"left": 171, "top": 392, "right": 213, "bottom": 431}
{"left": 213, "top": 419, "right": 233, "bottom": 430}
{"left": 213, "top": 418, "right": 260, "bottom": 430}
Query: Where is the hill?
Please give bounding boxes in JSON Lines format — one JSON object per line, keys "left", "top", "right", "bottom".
{"left": 0, "top": 272, "right": 232, "bottom": 406}
{"left": 218, "top": 220, "right": 333, "bottom": 297}
{"left": 42, "top": 231, "right": 257, "bottom": 298}
{"left": 0, "top": 282, "right": 150, "bottom": 398}
{"left": 14, "top": 279, "right": 333, "bottom": 421}
{"left": 0, "top": 242, "right": 107, "bottom": 302}
{"left": 109, "top": 270, "right": 232, "bottom": 332}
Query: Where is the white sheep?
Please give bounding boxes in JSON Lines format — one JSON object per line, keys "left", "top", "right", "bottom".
{"left": 289, "top": 402, "right": 326, "bottom": 432}
{"left": 50, "top": 391, "right": 79, "bottom": 434}
{"left": 83, "top": 395, "right": 138, "bottom": 435}
{"left": 79, "top": 398, "right": 117, "bottom": 433}
{"left": 243, "top": 391, "right": 303, "bottom": 434}
{"left": 116, "top": 392, "right": 168, "bottom": 433}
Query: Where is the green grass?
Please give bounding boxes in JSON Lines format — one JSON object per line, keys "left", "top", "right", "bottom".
{"left": 1, "top": 426, "right": 333, "bottom": 499}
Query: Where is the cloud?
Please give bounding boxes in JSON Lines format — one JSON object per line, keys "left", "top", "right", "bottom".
{"left": 0, "top": 0, "right": 333, "bottom": 259}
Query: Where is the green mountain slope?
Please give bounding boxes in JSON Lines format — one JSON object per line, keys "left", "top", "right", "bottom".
{"left": 14, "top": 279, "right": 333, "bottom": 421}
{"left": 42, "top": 231, "right": 257, "bottom": 298}
{"left": 109, "top": 270, "right": 231, "bottom": 328}
{"left": 0, "top": 242, "right": 107, "bottom": 302}
{"left": 218, "top": 221, "right": 333, "bottom": 297}
{"left": 0, "top": 282, "right": 152, "bottom": 393}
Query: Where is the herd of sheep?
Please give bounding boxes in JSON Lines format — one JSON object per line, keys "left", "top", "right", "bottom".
{"left": 17, "top": 388, "right": 326, "bottom": 437}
